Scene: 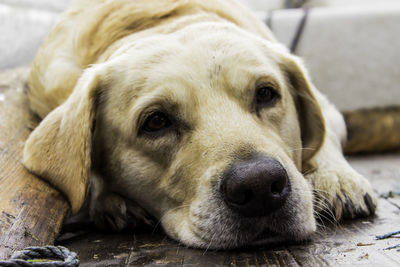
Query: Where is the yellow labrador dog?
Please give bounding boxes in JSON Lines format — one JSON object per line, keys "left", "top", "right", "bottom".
{"left": 23, "top": 0, "right": 376, "bottom": 248}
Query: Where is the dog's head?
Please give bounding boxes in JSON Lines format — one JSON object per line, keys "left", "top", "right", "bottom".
{"left": 23, "top": 22, "right": 325, "bottom": 248}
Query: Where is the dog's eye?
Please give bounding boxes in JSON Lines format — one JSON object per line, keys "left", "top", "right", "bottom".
{"left": 255, "top": 86, "right": 280, "bottom": 108}
{"left": 143, "top": 112, "right": 171, "bottom": 132}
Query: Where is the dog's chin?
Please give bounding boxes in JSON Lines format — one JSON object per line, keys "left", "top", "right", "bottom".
{"left": 171, "top": 227, "right": 311, "bottom": 250}
{"left": 249, "top": 229, "right": 286, "bottom": 246}
{"left": 248, "top": 228, "right": 312, "bottom": 248}
{"left": 162, "top": 214, "right": 315, "bottom": 250}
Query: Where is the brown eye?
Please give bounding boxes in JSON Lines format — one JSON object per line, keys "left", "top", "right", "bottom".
{"left": 143, "top": 112, "right": 171, "bottom": 132}
{"left": 256, "top": 86, "right": 279, "bottom": 107}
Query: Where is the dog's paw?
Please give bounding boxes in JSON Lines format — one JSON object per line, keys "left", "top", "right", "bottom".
{"left": 90, "top": 193, "right": 153, "bottom": 231}
{"left": 307, "top": 167, "right": 377, "bottom": 222}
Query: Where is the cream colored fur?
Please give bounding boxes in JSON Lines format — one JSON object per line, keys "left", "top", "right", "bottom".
{"left": 23, "top": 0, "right": 376, "bottom": 249}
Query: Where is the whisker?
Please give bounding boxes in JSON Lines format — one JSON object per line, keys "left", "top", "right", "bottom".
{"left": 203, "top": 233, "right": 216, "bottom": 255}
{"left": 311, "top": 190, "right": 341, "bottom": 226}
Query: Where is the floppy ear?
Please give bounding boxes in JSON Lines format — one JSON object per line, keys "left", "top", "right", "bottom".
{"left": 23, "top": 66, "right": 104, "bottom": 213}
{"left": 280, "top": 54, "right": 325, "bottom": 171}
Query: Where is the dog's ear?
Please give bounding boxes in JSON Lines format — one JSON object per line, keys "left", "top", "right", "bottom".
{"left": 23, "top": 66, "right": 105, "bottom": 213}
{"left": 280, "top": 54, "right": 325, "bottom": 171}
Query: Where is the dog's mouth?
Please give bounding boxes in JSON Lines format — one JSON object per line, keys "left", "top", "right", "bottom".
{"left": 201, "top": 225, "right": 295, "bottom": 249}
{"left": 241, "top": 225, "right": 311, "bottom": 248}
{"left": 185, "top": 211, "right": 296, "bottom": 249}
{"left": 183, "top": 203, "right": 315, "bottom": 249}
{"left": 165, "top": 201, "right": 315, "bottom": 249}
{"left": 249, "top": 228, "right": 290, "bottom": 247}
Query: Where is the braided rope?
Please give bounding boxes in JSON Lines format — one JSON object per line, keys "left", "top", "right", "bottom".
{"left": 264, "top": 8, "right": 311, "bottom": 55}
{"left": 376, "top": 230, "right": 400, "bottom": 240}
{"left": 0, "top": 246, "right": 79, "bottom": 267}
{"left": 376, "top": 230, "right": 400, "bottom": 251}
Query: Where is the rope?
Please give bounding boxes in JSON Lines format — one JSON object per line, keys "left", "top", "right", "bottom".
{"left": 264, "top": 8, "right": 311, "bottom": 55}
{"left": 289, "top": 8, "right": 310, "bottom": 54}
{"left": 375, "top": 230, "right": 400, "bottom": 251}
{"left": 0, "top": 246, "right": 79, "bottom": 267}
{"left": 376, "top": 230, "right": 400, "bottom": 240}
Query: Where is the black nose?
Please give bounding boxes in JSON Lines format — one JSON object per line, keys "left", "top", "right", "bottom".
{"left": 220, "top": 156, "right": 290, "bottom": 217}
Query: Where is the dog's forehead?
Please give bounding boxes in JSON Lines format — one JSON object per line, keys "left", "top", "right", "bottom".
{"left": 110, "top": 23, "right": 285, "bottom": 102}
{"left": 164, "top": 24, "right": 283, "bottom": 87}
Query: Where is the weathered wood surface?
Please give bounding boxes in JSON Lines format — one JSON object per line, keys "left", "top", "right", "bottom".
{"left": 344, "top": 108, "right": 400, "bottom": 154}
{"left": 0, "top": 67, "right": 399, "bottom": 265}
{"left": 0, "top": 67, "right": 69, "bottom": 259}
{"left": 57, "top": 154, "right": 400, "bottom": 266}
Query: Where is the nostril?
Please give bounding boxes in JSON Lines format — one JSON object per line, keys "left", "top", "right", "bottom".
{"left": 271, "top": 179, "right": 287, "bottom": 195}
{"left": 271, "top": 181, "right": 282, "bottom": 195}
{"left": 223, "top": 183, "right": 253, "bottom": 205}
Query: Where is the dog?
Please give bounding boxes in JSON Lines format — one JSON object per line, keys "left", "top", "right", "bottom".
{"left": 23, "top": 0, "right": 376, "bottom": 249}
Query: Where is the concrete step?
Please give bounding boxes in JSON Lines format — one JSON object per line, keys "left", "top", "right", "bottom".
{"left": 264, "top": 6, "right": 400, "bottom": 111}
{"left": 238, "top": 0, "right": 400, "bottom": 11}
{"left": 0, "top": 0, "right": 70, "bottom": 12}
{"left": 1, "top": 1, "right": 399, "bottom": 111}
{"left": 0, "top": 1, "right": 69, "bottom": 69}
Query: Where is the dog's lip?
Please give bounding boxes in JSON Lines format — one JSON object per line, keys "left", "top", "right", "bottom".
{"left": 247, "top": 228, "right": 289, "bottom": 247}
{"left": 248, "top": 225, "right": 313, "bottom": 248}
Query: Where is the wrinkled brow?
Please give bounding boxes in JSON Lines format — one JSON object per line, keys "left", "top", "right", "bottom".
{"left": 129, "top": 87, "right": 192, "bottom": 134}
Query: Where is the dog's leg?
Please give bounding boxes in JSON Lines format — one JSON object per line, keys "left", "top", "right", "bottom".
{"left": 306, "top": 91, "right": 377, "bottom": 221}
{"left": 89, "top": 172, "right": 152, "bottom": 231}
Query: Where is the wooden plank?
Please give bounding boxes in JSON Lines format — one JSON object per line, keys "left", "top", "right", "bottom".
{"left": 1, "top": 69, "right": 396, "bottom": 264}
{"left": 344, "top": 107, "right": 400, "bottom": 154}
{"left": 57, "top": 154, "right": 400, "bottom": 266}
{"left": 0, "top": 67, "right": 69, "bottom": 259}
{"left": 58, "top": 195, "right": 400, "bottom": 266}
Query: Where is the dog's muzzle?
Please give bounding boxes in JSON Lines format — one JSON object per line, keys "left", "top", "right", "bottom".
{"left": 220, "top": 156, "right": 291, "bottom": 217}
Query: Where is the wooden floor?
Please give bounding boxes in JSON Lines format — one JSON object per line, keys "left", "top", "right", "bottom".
{"left": 0, "top": 67, "right": 399, "bottom": 266}
{"left": 57, "top": 154, "right": 400, "bottom": 267}
{"left": 0, "top": 67, "right": 68, "bottom": 259}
